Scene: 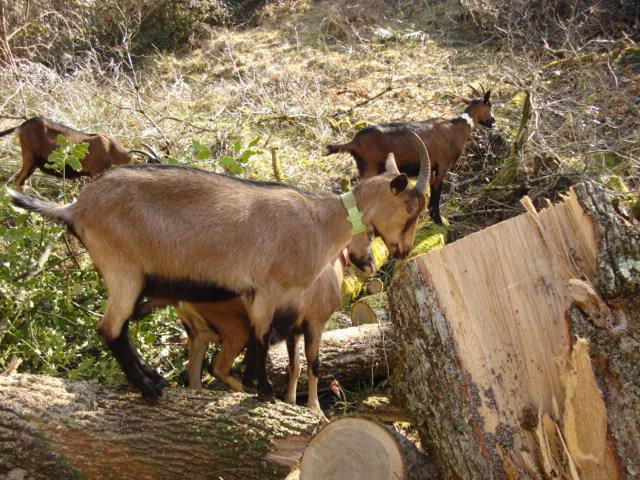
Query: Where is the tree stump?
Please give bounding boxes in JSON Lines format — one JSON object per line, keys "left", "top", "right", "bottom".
{"left": 299, "top": 417, "right": 437, "bottom": 480}
{"left": 0, "top": 374, "right": 323, "bottom": 480}
{"left": 388, "top": 182, "right": 638, "bottom": 479}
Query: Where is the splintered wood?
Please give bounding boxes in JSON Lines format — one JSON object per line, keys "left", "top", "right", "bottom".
{"left": 389, "top": 185, "right": 629, "bottom": 479}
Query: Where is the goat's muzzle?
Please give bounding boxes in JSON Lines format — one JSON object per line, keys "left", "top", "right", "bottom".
{"left": 481, "top": 117, "right": 495, "bottom": 128}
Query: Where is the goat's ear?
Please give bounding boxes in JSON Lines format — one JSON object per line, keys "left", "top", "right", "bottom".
{"left": 390, "top": 174, "right": 409, "bottom": 195}
{"left": 384, "top": 152, "right": 400, "bottom": 174}
{"left": 484, "top": 90, "right": 491, "bottom": 103}
{"left": 457, "top": 96, "right": 472, "bottom": 105}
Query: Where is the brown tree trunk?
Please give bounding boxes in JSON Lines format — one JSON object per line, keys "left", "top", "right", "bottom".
{"left": 0, "top": 374, "right": 323, "bottom": 480}
{"left": 269, "top": 323, "right": 397, "bottom": 397}
{"left": 388, "top": 182, "right": 638, "bottom": 479}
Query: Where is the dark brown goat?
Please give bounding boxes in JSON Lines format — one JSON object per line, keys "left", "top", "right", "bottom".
{"left": 0, "top": 117, "right": 158, "bottom": 189}
{"left": 327, "top": 87, "right": 495, "bottom": 224}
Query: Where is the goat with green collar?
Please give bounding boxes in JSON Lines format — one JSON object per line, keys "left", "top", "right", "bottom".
{"left": 7, "top": 132, "right": 429, "bottom": 402}
{"left": 327, "top": 85, "right": 495, "bottom": 225}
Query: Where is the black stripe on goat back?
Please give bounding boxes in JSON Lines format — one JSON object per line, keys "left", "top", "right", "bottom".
{"left": 142, "top": 275, "right": 240, "bottom": 303}
{"left": 113, "top": 164, "right": 321, "bottom": 197}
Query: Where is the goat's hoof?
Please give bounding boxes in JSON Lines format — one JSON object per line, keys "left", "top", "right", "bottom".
{"left": 141, "top": 367, "right": 168, "bottom": 389}
{"left": 138, "top": 377, "right": 163, "bottom": 400}
{"left": 258, "top": 392, "right": 276, "bottom": 403}
{"left": 152, "top": 375, "right": 169, "bottom": 390}
{"left": 257, "top": 385, "right": 276, "bottom": 403}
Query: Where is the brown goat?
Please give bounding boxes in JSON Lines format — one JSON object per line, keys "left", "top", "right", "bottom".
{"left": 140, "top": 245, "right": 358, "bottom": 413}
{"left": 0, "top": 117, "right": 157, "bottom": 189}
{"left": 135, "top": 236, "right": 371, "bottom": 391}
{"left": 8, "top": 136, "right": 428, "bottom": 401}
{"left": 327, "top": 87, "right": 495, "bottom": 224}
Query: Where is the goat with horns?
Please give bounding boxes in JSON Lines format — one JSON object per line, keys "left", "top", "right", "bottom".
{"left": 8, "top": 130, "right": 429, "bottom": 401}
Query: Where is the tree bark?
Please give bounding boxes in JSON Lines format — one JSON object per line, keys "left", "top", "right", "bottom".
{"left": 269, "top": 323, "right": 397, "bottom": 397}
{"left": 0, "top": 374, "right": 323, "bottom": 480}
{"left": 388, "top": 182, "right": 637, "bottom": 479}
{"left": 299, "top": 417, "right": 438, "bottom": 480}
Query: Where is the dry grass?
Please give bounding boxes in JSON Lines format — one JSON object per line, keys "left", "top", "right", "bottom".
{"left": 1, "top": 0, "right": 637, "bottom": 233}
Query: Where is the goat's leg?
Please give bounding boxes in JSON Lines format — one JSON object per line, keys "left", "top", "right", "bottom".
{"left": 303, "top": 321, "right": 324, "bottom": 414}
{"left": 185, "top": 332, "right": 209, "bottom": 389}
{"left": 244, "top": 294, "right": 277, "bottom": 402}
{"left": 428, "top": 182, "right": 443, "bottom": 225}
{"left": 211, "top": 335, "right": 247, "bottom": 393}
{"left": 241, "top": 338, "right": 256, "bottom": 390}
{"left": 125, "top": 333, "right": 169, "bottom": 390}
{"left": 97, "top": 271, "right": 161, "bottom": 398}
{"left": 15, "top": 151, "right": 37, "bottom": 190}
{"left": 105, "top": 320, "right": 162, "bottom": 399}
{"left": 284, "top": 333, "right": 302, "bottom": 405}
{"left": 247, "top": 324, "right": 275, "bottom": 402}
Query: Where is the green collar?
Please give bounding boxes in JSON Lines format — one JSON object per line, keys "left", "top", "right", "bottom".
{"left": 340, "top": 191, "right": 367, "bottom": 235}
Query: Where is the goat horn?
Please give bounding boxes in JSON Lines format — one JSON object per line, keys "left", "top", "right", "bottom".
{"left": 142, "top": 143, "right": 162, "bottom": 163}
{"left": 468, "top": 84, "right": 481, "bottom": 97}
{"left": 409, "top": 131, "right": 430, "bottom": 195}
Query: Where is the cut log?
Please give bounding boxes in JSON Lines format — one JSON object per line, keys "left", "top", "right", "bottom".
{"left": 350, "top": 292, "right": 388, "bottom": 325}
{"left": 299, "top": 417, "right": 438, "bottom": 480}
{"left": 388, "top": 182, "right": 638, "bottom": 479}
{"left": 366, "top": 278, "right": 384, "bottom": 294}
{"left": 0, "top": 373, "right": 323, "bottom": 480}
{"left": 268, "top": 323, "right": 397, "bottom": 398}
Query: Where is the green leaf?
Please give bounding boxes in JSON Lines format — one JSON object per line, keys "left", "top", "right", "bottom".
{"left": 192, "top": 139, "right": 212, "bottom": 160}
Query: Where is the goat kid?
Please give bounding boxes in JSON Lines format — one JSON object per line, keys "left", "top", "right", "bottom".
{"left": 0, "top": 116, "right": 159, "bottom": 189}
{"left": 326, "top": 86, "right": 494, "bottom": 224}
{"left": 138, "top": 240, "right": 366, "bottom": 413}
{"left": 7, "top": 135, "right": 428, "bottom": 402}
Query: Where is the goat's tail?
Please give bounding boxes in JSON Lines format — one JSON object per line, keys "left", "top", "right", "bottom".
{"left": 0, "top": 126, "right": 17, "bottom": 137}
{"left": 6, "top": 188, "right": 73, "bottom": 225}
{"left": 326, "top": 142, "right": 353, "bottom": 156}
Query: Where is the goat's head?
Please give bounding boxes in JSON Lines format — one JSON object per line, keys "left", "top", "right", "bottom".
{"left": 355, "top": 133, "right": 429, "bottom": 260}
{"left": 460, "top": 85, "right": 495, "bottom": 128}
{"left": 347, "top": 230, "right": 376, "bottom": 275}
